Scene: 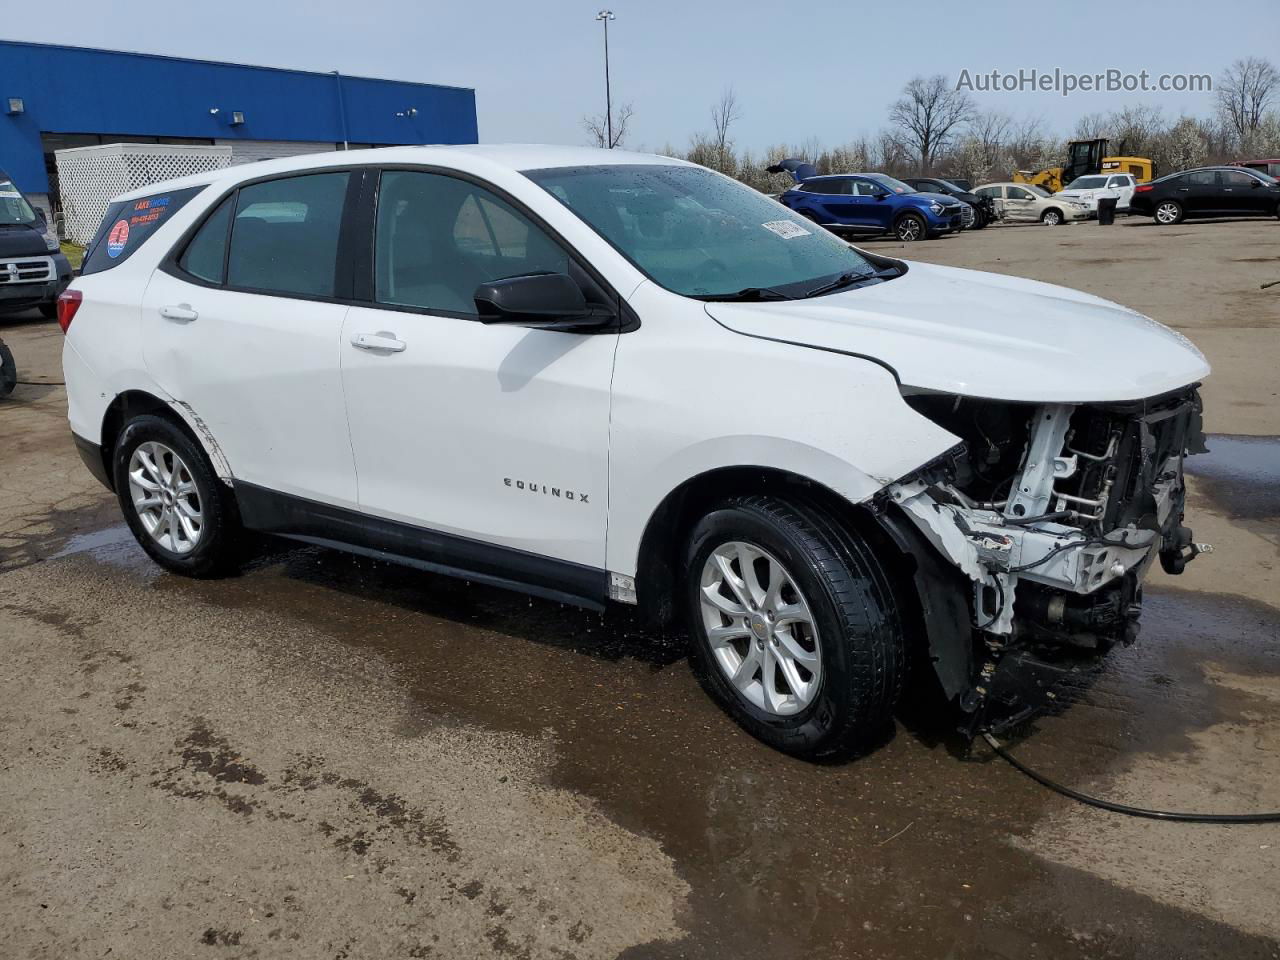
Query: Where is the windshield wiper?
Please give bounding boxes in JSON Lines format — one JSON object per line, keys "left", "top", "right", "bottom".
{"left": 696, "top": 286, "right": 793, "bottom": 302}
{"left": 801, "top": 266, "right": 901, "bottom": 299}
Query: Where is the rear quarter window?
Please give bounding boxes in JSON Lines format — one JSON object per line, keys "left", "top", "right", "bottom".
{"left": 81, "top": 186, "right": 206, "bottom": 276}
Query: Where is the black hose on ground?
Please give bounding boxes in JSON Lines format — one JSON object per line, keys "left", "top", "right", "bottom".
{"left": 982, "top": 732, "right": 1280, "bottom": 824}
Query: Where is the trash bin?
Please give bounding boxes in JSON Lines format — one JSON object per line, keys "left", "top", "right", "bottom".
{"left": 1098, "top": 196, "right": 1118, "bottom": 225}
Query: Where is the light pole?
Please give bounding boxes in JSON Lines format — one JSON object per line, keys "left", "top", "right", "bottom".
{"left": 595, "top": 10, "right": 615, "bottom": 148}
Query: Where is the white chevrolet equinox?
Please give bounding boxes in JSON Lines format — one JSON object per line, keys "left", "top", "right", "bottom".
{"left": 60, "top": 145, "right": 1211, "bottom": 757}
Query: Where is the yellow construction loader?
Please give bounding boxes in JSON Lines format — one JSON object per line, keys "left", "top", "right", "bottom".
{"left": 1015, "top": 139, "right": 1155, "bottom": 194}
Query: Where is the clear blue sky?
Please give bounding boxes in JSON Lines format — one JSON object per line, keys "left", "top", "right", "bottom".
{"left": 5, "top": 0, "right": 1271, "bottom": 151}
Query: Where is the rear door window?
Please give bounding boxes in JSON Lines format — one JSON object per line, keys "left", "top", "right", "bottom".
{"left": 226, "top": 172, "right": 350, "bottom": 298}
{"left": 803, "top": 179, "right": 849, "bottom": 195}
{"left": 81, "top": 186, "right": 206, "bottom": 276}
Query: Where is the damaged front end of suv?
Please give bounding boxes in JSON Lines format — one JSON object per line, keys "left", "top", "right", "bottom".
{"left": 880, "top": 387, "right": 1209, "bottom": 732}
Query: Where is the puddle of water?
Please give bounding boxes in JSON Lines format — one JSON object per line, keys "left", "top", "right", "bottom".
{"left": 50, "top": 524, "right": 135, "bottom": 559}
{"left": 1185, "top": 434, "right": 1280, "bottom": 520}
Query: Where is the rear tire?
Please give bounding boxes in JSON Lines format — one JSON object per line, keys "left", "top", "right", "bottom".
{"left": 38, "top": 302, "right": 58, "bottom": 320}
{"left": 112, "top": 415, "right": 243, "bottom": 578}
{"left": 1154, "top": 200, "right": 1183, "bottom": 225}
{"left": 684, "top": 496, "right": 905, "bottom": 758}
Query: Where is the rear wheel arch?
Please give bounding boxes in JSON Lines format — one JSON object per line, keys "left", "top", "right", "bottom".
{"left": 99, "top": 391, "right": 225, "bottom": 492}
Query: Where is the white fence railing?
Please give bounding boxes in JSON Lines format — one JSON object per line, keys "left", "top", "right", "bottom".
{"left": 54, "top": 143, "right": 233, "bottom": 245}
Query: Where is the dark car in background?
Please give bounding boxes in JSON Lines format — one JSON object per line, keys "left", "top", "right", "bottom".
{"left": 1131, "top": 166, "right": 1280, "bottom": 224}
{"left": 1, "top": 169, "right": 72, "bottom": 319}
{"left": 770, "top": 160, "right": 966, "bottom": 241}
{"left": 901, "top": 176, "right": 994, "bottom": 228}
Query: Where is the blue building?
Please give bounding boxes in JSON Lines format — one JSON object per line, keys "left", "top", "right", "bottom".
{"left": 0, "top": 39, "right": 478, "bottom": 215}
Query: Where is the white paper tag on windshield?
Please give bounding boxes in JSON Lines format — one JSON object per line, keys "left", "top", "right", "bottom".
{"left": 762, "top": 220, "right": 811, "bottom": 239}
{"left": 0, "top": 190, "right": 22, "bottom": 199}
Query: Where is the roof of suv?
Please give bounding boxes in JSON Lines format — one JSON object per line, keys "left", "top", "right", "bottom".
{"left": 111, "top": 144, "right": 691, "bottom": 203}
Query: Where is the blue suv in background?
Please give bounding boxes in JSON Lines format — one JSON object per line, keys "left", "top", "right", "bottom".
{"left": 770, "top": 159, "right": 966, "bottom": 242}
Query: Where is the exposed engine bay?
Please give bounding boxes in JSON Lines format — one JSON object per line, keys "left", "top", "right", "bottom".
{"left": 883, "top": 385, "right": 1210, "bottom": 730}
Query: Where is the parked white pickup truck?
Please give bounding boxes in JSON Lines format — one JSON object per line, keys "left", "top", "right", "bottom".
{"left": 1055, "top": 173, "right": 1138, "bottom": 215}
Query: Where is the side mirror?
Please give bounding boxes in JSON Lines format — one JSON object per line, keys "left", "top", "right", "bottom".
{"left": 1249, "top": 179, "right": 1263, "bottom": 188}
{"left": 474, "top": 272, "right": 602, "bottom": 329}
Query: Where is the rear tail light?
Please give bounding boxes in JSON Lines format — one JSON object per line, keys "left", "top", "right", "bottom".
{"left": 56, "top": 288, "right": 82, "bottom": 333}
{"left": 1134, "top": 184, "right": 1154, "bottom": 193}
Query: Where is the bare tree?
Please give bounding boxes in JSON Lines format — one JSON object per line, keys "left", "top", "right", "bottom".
{"left": 1217, "top": 57, "right": 1280, "bottom": 145}
{"left": 582, "top": 102, "right": 635, "bottom": 149}
{"left": 1105, "top": 104, "right": 1167, "bottom": 157}
{"left": 710, "top": 87, "right": 741, "bottom": 164}
{"left": 888, "top": 75, "right": 974, "bottom": 173}
{"left": 1071, "top": 112, "right": 1109, "bottom": 141}
{"left": 971, "top": 110, "right": 1011, "bottom": 153}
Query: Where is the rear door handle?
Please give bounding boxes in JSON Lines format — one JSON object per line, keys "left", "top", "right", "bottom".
{"left": 350, "top": 332, "right": 406, "bottom": 353}
{"left": 160, "top": 304, "right": 198, "bottom": 322}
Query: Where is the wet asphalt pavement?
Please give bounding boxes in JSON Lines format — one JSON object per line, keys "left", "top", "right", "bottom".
{"left": 2, "top": 309, "right": 1279, "bottom": 957}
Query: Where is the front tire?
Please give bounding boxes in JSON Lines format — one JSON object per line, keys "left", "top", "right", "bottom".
{"left": 112, "top": 415, "right": 243, "bottom": 577}
{"left": 684, "top": 496, "right": 905, "bottom": 758}
{"left": 1040, "top": 208, "right": 1063, "bottom": 225}
{"left": 894, "top": 212, "right": 927, "bottom": 242}
{"left": 1154, "top": 200, "right": 1183, "bottom": 225}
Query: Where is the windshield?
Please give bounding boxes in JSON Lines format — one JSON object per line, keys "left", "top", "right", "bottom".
{"left": 865, "top": 173, "right": 915, "bottom": 194}
{"left": 1065, "top": 176, "right": 1108, "bottom": 190}
{"left": 0, "top": 178, "right": 37, "bottom": 226}
{"left": 525, "top": 164, "right": 874, "bottom": 298}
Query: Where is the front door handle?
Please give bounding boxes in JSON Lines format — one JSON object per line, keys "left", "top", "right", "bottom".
{"left": 350, "top": 332, "right": 406, "bottom": 353}
{"left": 160, "top": 304, "right": 198, "bottom": 322}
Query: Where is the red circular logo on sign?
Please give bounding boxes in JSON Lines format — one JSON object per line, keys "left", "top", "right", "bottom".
{"left": 106, "top": 219, "right": 130, "bottom": 258}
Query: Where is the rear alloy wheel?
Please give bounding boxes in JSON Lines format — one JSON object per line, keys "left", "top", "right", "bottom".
{"left": 1040, "top": 208, "right": 1063, "bottom": 225}
{"left": 128, "top": 441, "right": 205, "bottom": 555}
{"left": 113, "top": 414, "right": 243, "bottom": 577}
{"left": 1155, "top": 200, "right": 1183, "bottom": 225}
{"left": 685, "top": 496, "right": 905, "bottom": 758}
{"left": 895, "top": 213, "right": 926, "bottom": 241}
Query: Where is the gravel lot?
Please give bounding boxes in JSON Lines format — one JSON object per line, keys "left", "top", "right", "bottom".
{"left": 2, "top": 215, "right": 1278, "bottom": 959}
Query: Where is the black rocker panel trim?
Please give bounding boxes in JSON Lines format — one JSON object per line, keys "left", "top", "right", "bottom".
{"left": 234, "top": 482, "right": 608, "bottom": 610}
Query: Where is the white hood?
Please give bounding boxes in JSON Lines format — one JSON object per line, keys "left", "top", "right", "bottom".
{"left": 704, "top": 261, "right": 1209, "bottom": 403}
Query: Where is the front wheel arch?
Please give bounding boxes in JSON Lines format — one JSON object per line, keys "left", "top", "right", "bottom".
{"left": 634, "top": 466, "right": 914, "bottom": 628}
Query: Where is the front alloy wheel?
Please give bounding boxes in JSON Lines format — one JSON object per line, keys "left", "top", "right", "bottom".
{"left": 895, "top": 214, "right": 926, "bottom": 241}
{"left": 685, "top": 496, "right": 905, "bottom": 758}
{"left": 128, "top": 441, "right": 203, "bottom": 554}
{"left": 1041, "top": 208, "right": 1063, "bottom": 225}
{"left": 699, "top": 541, "right": 821, "bottom": 716}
